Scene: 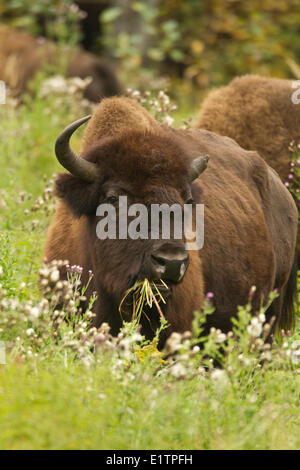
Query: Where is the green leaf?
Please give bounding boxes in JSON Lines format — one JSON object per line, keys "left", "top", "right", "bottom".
{"left": 170, "top": 49, "right": 185, "bottom": 62}
{"left": 147, "top": 48, "right": 164, "bottom": 61}
{"left": 101, "top": 7, "right": 122, "bottom": 23}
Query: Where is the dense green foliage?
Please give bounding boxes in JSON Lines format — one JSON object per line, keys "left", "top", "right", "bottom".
{"left": 0, "top": 0, "right": 83, "bottom": 44}
{"left": 2, "top": 0, "right": 300, "bottom": 87}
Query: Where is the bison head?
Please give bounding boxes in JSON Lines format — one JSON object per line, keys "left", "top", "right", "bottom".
{"left": 54, "top": 116, "right": 209, "bottom": 334}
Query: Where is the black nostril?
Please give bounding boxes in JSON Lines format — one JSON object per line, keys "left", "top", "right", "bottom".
{"left": 151, "top": 251, "right": 189, "bottom": 283}
{"left": 151, "top": 254, "right": 167, "bottom": 266}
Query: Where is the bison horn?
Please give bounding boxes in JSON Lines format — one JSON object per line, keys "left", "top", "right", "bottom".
{"left": 55, "top": 115, "right": 97, "bottom": 182}
{"left": 188, "top": 155, "right": 210, "bottom": 182}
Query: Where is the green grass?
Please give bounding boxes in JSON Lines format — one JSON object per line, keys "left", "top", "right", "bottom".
{"left": 0, "top": 89, "right": 299, "bottom": 450}
{"left": 0, "top": 359, "right": 299, "bottom": 450}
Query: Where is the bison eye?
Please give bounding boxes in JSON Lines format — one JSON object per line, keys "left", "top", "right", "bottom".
{"left": 105, "top": 195, "right": 118, "bottom": 206}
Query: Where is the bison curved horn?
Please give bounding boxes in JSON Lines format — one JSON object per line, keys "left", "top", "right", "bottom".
{"left": 188, "top": 155, "right": 210, "bottom": 182}
{"left": 55, "top": 115, "right": 97, "bottom": 183}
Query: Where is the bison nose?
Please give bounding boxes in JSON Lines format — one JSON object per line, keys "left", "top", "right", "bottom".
{"left": 151, "top": 249, "right": 189, "bottom": 283}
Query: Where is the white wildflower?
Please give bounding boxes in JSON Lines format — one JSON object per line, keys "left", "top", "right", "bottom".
{"left": 261, "top": 351, "right": 272, "bottom": 362}
{"left": 248, "top": 394, "right": 257, "bottom": 403}
{"left": 50, "top": 268, "right": 60, "bottom": 283}
{"left": 247, "top": 317, "right": 263, "bottom": 337}
{"left": 211, "top": 369, "right": 229, "bottom": 388}
{"left": 163, "top": 115, "right": 174, "bottom": 126}
{"left": 131, "top": 333, "right": 143, "bottom": 343}
{"left": 216, "top": 332, "right": 227, "bottom": 343}
{"left": 97, "top": 393, "right": 106, "bottom": 400}
{"left": 40, "top": 76, "right": 68, "bottom": 96}
{"left": 258, "top": 313, "right": 266, "bottom": 323}
{"left": 29, "top": 306, "right": 41, "bottom": 320}
{"left": 290, "top": 340, "right": 300, "bottom": 365}
{"left": 39, "top": 267, "right": 50, "bottom": 278}
{"left": 169, "top": 362, "right": 186, "bottom": 378}
{"left": 165, "top": 332, "right": 182, "bottom": 354}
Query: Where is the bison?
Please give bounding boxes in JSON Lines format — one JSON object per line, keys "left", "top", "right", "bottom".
{"left": 194, "top": 75, "right": 300, "bottom": 182}
{"left": 194, "top": 74, "right": 300, "bottom": 261}
{"left": 44, "top": 96, "right": 298, "bottom": 344}
{"left": 0, "top": 24, "right": 122, "bottom": 102}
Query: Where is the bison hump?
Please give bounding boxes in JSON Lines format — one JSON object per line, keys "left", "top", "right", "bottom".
{"left": 81, "top": 97, "right": 159, "bottom": 151}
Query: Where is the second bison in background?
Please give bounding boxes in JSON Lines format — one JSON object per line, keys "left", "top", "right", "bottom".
{"left": 44, "top": 97, "right": 298, "bottom": 344}
{"left": 195, "top": 75, "right": 300, "bottom": 262}
{"left": 0, "top": 24, "right": 122, "bottom": 102}
{"left": 195, "top": 75, "right": 300, "bottom": 182}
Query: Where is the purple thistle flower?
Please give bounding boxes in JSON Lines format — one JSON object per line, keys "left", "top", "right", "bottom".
{"left": 206, "top": 292, "right": 214, "bottom": 299}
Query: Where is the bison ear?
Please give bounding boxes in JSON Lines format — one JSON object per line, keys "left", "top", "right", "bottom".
{"left": 55, "top": 173, "right": 99, "bottom": 217}
{"left": 188, "top": 155, "right": 209, "bottom": 182}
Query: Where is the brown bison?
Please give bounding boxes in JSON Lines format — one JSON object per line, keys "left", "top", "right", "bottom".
{"left": 195, "top": 75, "right": 300, "bottom": 182}
{"left": 0, "top": 24, "right": 122, "bottom": 102}
{"left": 44, "top": 97, "right": 298, "bottom": 344}
{"left": 195, "top": 74, "right": 300, "bottom": 260}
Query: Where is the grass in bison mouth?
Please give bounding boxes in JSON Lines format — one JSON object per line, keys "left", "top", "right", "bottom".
{"left": 118, "top": 278, "right": 170, "bottom": 327}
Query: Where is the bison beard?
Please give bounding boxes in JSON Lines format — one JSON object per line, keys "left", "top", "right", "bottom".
{"left": 44, "top": 97, "right": 298, "bottom": 345}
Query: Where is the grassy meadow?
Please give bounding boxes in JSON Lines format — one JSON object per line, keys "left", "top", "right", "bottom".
{"left": 0, "top": 82, "right": 299, "bottom": 450}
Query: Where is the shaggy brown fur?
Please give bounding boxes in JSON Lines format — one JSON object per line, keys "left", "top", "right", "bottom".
{"left": 44, "top": 97, "right": 298, "bottom": 343}
{"left": 195, "top": 75, "right": 300, "bottom": 182}
{"left": 195, "top": 74, "right": 300, "bottom": 262}
{"left": 0, "top": 24, "right": 121, "bottom": 102}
